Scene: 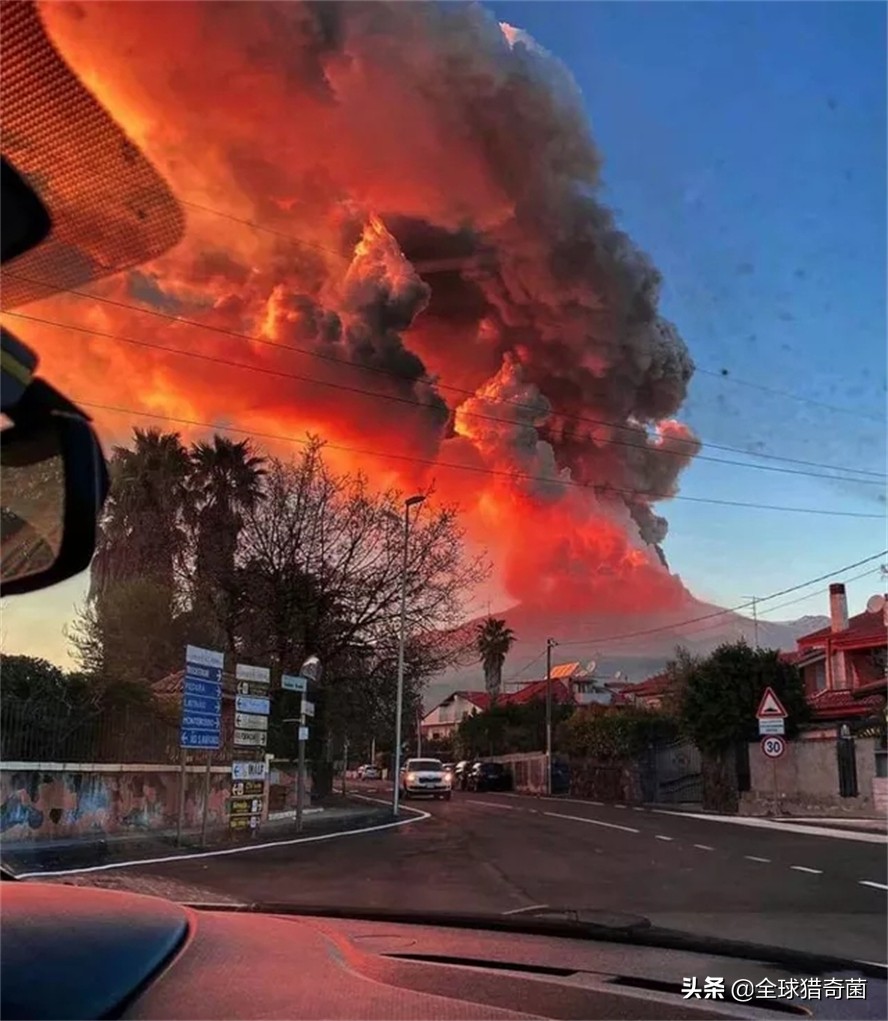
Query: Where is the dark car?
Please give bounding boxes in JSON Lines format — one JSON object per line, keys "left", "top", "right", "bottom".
{"left": 468, "top": 761, "right": 512, "bottom": 792}
{"left": 550, "top": 761, "right": 571, "bottom": 795}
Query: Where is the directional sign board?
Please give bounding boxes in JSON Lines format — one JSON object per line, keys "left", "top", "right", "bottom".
{"left": 180, "top": 646, "right": 223, "bottom": 749}
{"left": 301, "top": 699, "right": 315, "bottom": 718}
{"left": 231, "top": 779, "right": 264, "bottom": 797}
{"left": 235, "top": 711, "right": 269, "bottom": 731}
{"left": 229, "top": 797, "right": 265, "bottom": 817}
{"left": 281, "top": 674, "right": 307, "bottom": 693}
{"left": 756, "top": 687, "right": 788, "bottom": 720}
{"left": 759, "top": 717, "right": 785, "bottom": 736}
{"left": 229, "top": 813, "right": 261, "bottom": 832}
{"left": 298, "top": 725, "right": 310, "bottom": 742}
{"left": 236, "top": 663, "right": 270, "bottom": 685}
{"left": 235, "top": 694, "right": 270, "bottom": 716}
{"left": 234, "top": 727, "right": 267, "bottom": 747}
{"left": 761, "top": 735, "right": 786, "bottom": 759}
{"left": 236, "top": 680, "right": 268, "bottom": 696}
{"left": 232, "top": 760, "right": 267, "bottom": 780}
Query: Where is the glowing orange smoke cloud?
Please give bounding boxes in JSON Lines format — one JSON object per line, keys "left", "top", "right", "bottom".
{"left": 12, "top": 0, "right": 701, "bottom": 615}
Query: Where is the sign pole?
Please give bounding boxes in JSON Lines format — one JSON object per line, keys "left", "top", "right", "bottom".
{"left": 771, "top": 756, "right": 778, "bottom": 817}
{"left": 296, "top": 730, "right": 306, "bottom": 832}
{"left": 200, "top": 750, "right": 213, "bottom": 848}
{"left": 176, "top": 747, "right": 187, "bottom": 847}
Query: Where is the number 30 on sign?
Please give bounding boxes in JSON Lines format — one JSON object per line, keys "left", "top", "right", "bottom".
{"left": 761, "top": 735, "right": 786, "bottom": 759}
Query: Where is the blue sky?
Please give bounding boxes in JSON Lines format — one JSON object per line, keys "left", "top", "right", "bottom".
{"left": 2, "top": 1, "right": 885, "bottom": 667}
{"left": 489, "top": 0, "right": 887, "bottom": 616}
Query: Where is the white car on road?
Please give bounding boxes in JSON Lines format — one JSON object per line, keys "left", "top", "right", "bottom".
{"left": 400, "top": 758, "right": 452, "bottom": 800}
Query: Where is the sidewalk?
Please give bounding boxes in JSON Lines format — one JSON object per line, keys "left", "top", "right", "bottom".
{"left": 1, "top": 796, "right": 388, "bottom": 876}
{"left": 772, "top": 816, "right": 888, "bottom": 835}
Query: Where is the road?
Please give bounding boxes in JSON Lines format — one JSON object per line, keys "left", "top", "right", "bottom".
{"left": 46, "top": 782, "right": 888, "bottom": 965}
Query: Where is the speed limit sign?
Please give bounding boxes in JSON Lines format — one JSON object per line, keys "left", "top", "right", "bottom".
{"left": 761, "top": 735, "right": 786, "bottom": 759}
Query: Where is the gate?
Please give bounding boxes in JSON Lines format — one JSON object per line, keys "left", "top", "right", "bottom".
{"left": 642, "top": 740, "right": 703, "bottom": 804}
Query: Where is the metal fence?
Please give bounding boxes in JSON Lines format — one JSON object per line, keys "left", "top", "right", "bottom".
{"left": 0, "top": 701, "right": 186, "bottom": 764}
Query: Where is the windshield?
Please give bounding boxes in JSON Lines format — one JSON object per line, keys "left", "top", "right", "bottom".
{"left": 1, "top": 0, "right": 886, "bottom": 972}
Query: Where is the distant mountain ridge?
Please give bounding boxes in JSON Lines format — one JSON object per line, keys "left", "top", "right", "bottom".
{"left": 424, "top": 602, "right": 829, "bottom": 709}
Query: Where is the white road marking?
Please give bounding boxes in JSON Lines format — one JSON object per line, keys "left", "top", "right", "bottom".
{"left": 614, "top": 804, "right": 627, "bottom": 809}
{"left": 14, "top": 800, "right": 431, "bottom": 880}
{"left": 465, "top": 799, "right": 518, "bottom": 810}
{"left": 654, "top": 835, "right": 673, "bottom": 841}
{"left": 694, "top": 844, "right": 714, "bottom": 851}
{"left": 790, "top": 865, "right": 823, "bottom": 875}
{"left": 745, "top": 856, "right": 771, "bottom": 863}
{"left": 544, "top": 811, "right": 639, "bottom": 834}
{"left": 859, "top": 880, "right": 888, "bottom": 891}
{"left": 651, "top": 809, "right": 887, "bottom": 844}
{"left": 632, "top": 807, "right": 644, "bottom": 812}
{"left": 502, "top": 903, "right": 549, "bottom": 915}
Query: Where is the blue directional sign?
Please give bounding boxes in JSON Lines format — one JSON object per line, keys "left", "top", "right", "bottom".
{"left": 183, "top": 692, "right": 221, "bottom": 715}
{"left": 181, "top": 646, "right": 223, "bottom": 749}
{"left": 180, "top": 728, "right": 220, "bottom": 749}
{"left": 235, "top": 694, "right": 270, "bottom": 715}
{"left": 184, "top": 677, "right": 222, "bottom": 700}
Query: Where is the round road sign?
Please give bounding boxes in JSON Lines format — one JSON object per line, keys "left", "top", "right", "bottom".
{"left": 761, "top": 735, "right": 786, "bottom": 759}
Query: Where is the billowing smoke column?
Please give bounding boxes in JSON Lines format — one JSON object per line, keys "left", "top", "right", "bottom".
{"left": 27, "top": 0, "right": 700, "bottom": 615}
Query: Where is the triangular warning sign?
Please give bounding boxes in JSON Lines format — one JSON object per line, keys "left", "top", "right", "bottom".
{"left": 756, "top": 686, "right": 787, "bottom": 719}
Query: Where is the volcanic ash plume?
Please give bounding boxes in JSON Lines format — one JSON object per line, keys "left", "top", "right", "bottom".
{"left": 31, "top": 0, "right": 700, "bottom": 614}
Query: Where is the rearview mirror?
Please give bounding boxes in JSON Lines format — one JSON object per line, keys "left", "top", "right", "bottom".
{"left": 1, "top": 379, "right": 109, "bottom": 596}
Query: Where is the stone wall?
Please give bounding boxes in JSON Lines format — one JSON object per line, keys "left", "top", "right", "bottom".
{"left": 0, "top": 762, "right": 233, "bottom": 842}
{"left": 740, "top": 735, "right": 878, "bottom": 817}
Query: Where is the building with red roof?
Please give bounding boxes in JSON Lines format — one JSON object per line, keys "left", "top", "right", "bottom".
{"left": 794, "top": 584, "right": 886, "bottom": 723}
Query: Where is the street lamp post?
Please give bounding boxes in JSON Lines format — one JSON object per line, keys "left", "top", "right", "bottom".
{"left": 545, "top": 637, "right": 557, "bottom": 796}
{"left": 392, "top": 494, "right": 425, "bottom": 817}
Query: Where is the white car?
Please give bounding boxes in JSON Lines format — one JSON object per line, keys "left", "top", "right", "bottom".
{"left": 400, "top": 758, "right": 452, "bottom": 800}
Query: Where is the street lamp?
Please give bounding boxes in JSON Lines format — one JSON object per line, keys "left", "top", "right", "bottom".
{"left": 392, "top": 493, "right": 425, "bottom": 817}
{"left": 545, "top": 637, "right": 557, "bottom": 796}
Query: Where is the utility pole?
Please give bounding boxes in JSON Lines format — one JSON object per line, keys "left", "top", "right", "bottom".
{"left": 744, "top": 595, "right": 759, "bottom": 649}
{"left": 392, "top": 494, "right": 425, "bottom": 818}
{"left": 545, "top": 637, "right": 557, "bottom": 796}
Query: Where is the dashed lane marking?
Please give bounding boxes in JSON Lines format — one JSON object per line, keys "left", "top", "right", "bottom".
{"left": 544, "top": 811, "right": 640, "bottom": 834}
{"left": 655, "top": 835, "right": 674, "bottom": 841}
{"left": 694, "top": 844, "right": 714, "bottom": 851}
{"left": 859, "top": 880, "right": 888, "bottom": 891}
{"left": 745, "top": 856, "right": 771, "bottom": 863}
{"left": 651, "top": 809, "right": 887, "bottom": 844}
{"left": 790, "top": 865, "right": 823, "bottom": 875}
{"left": 465, "top": 799, "right": 519, "bottom": 810}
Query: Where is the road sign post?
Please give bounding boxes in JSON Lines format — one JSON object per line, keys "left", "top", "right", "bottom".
{"left": 230, "top": 663, "right": 270, "bottom": 835}
{"left": 285, "top": 658, "right": 322, "bottom": 833}
{"left": 756, "top": 688, "right": 789, "bottom": 817}
{"left": 178, "top": 645, "right": 224, "bottom": 846}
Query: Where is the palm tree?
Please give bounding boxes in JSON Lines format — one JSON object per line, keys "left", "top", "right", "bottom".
{"left": 189, "top": 435, "right": 265, "bottom": 647}
{"left": 90, "top": 428, "right": 192, "bottom": 600}
{"left": 476, "top": 616, "right": 516, "bottom": 702}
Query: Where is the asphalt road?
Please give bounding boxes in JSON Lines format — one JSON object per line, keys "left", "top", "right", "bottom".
{"left": 45, "top": 783, "right": 888, "bottom": 965}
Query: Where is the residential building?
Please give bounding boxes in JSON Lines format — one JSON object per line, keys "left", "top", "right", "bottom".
{"left": 419, "top": 690, "right": 489, "bottom": 743}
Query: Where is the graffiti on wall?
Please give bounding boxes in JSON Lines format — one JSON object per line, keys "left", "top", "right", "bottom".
{"left": 0, "top": 768, "right": 231, "bottom": 842}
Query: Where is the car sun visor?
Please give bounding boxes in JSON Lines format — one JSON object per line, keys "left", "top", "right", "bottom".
{"left": 0, "top": 0, "right": 185, "bottom": 311}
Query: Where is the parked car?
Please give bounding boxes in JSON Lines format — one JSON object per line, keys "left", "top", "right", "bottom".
{"left": 362, "top": 764, "right": 381, "bottom": 781}
{"left": 468, "top": 761, "right": 513, "bottom": 792}
{"left": 400, "top": 758, "right": 452, "bottom": 800}
{"left": 453, "top": 760, "right": 474, "bottom": 790}
{"left": 441, "top": 762, "right": 455, "bottom": 785}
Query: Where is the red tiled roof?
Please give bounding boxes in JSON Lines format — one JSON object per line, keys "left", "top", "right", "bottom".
{"left": 628, "top": 671, "right": 672, "bottom": 698}
{"left": 798, "top": 604, "right": 887, "bottom": 650}
{"left": 807, "top": 688, "right": 884, "bottom": 720}
{"left": 457, "top": 690, "right": 491, "bottom": 711}
{"left": 501, "top": 678, "right": 573, "bottom": 706}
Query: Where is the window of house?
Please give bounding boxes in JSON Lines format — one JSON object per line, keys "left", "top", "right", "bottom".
{"left": 812, "top": 661, "right": 827, "bottom": 691}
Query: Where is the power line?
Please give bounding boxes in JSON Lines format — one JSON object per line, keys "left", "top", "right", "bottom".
{"left": 180, "top": 197, "right": 885, "bottom": 422}
{"left": 4, "top": 271, "right": 884, "bottom": 481}
{"left": 8, "top": 308, "right": 882, "bottom": 488}
{"left": 70, "top": 397, "right": 885, "bottom": 520}
{"left": 555, "top": 550, "right": 888, "bottom": 647}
